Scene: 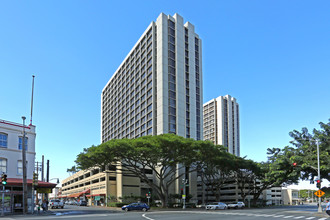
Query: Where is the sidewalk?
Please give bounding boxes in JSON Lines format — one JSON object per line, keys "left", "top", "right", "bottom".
{"left": 1, "top": 210, "right": 55, "bottom": 217}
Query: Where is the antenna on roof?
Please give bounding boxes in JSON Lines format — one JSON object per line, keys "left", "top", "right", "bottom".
{"left": 30, "top": 75, "right": 35, "bottom": 126}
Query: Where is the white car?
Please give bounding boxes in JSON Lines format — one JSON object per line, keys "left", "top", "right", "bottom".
{"left": 227, "top": 201, "right": 245, "bottom": 209}
{"left": 48, "top": 199, "right": 64, "bottom": 209}
{"left": 205, "top": 202, "right": 227, "bottom": 210}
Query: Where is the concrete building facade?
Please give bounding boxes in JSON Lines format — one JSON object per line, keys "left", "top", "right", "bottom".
{"left": 203, "top": 95, "right": 240, "bottom": 156}
{"left": 61, "top": 13, "right": 203, "bottom": 205}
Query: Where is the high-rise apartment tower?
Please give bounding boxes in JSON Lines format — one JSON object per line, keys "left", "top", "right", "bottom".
{"left": 100, "top": 13, "right": 202, "bottom": 199}
{"left": 102, "top": 13, "right": 202, "bottom": 142}
{"left": 203, "top": 95, "right": 240, "bottom": 156}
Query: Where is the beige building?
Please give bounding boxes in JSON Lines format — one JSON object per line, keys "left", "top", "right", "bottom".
{"left": 62, "top": 12, "right": 203, "bottom": 205}
{"left": 263, "top": 187, "right": 301, "bottom": 206}
{"left": 61, "top": 166, "right": 154, "bottom": 205}
{"left": 203, "top": 95, "right": 240, "bottom": 156}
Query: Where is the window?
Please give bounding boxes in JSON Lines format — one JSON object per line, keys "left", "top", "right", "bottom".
{"left": 169, "top": 99, "right": 176, "bottom": 107}
{"left": 169, "top": 82, "right": 176, "bottom": 91}
{"left": 168, "top": 43, "right": 175, "bottom": 52}
{"left": 147, "top": 128, "right": 152, "bottom": 135}
{"left": 169, "top": 115, "right": 176, "bottom": 124}
{"left": 0, "top": 133, "right": 8, "bottom": 148}
{"left": 17, "top": 160, "right": 23, "bottom": 175}
{"left": 169, "top": 124, "right": 176, "bottom": 133}
{"left": 168, "top": 50, "right": 175, "bottom": 59}
{"left": 0, "top": 158, "right": 7, "bottom": 173}
{"left": 18, "top": 137, "right": 28, "bottom": 151}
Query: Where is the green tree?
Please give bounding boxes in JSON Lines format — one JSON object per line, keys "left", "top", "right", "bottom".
{"left": 199, "top": 147, "right": 237, "bottom": 202}
{"left": 74, "top": 134, "right": 223, "bottom": 207}
{"left": 66, "top": 165, "right": 78, "bottom": 176}
{"left": 288, "top": 119, "right": 330, "bottom": 182}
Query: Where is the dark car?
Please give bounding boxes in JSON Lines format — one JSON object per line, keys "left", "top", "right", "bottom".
{"left": 78, "top": 201, "right": 87, "bottom": 206}
{"left": 121, "top": 203, "right": 150, "bottom": 211}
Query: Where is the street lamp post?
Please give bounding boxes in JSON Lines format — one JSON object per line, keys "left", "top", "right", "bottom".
{"left": 294, "top": 138, "right": 322, "bottom": 212}
{"left": 22, "top": 116, "right": 28, "bottom": 214}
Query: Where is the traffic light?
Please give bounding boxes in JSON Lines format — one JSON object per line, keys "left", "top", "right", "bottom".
{"left": 33, "top": 172, "right": 38, "bottom": 186}
{"left": 316, "top": 179, "right": 321, "bottom": 189}
{"left": 1, "top": 173, "right": 7, "bottom": 185}
{"left": 293, "top": 162, "right": 297, "bottom": 167}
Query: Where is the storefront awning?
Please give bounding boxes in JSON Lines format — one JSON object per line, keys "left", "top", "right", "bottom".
{"left": 86, "top": 193, "right": 105, "bottom": 197}
{"left": 6, "top": 178, "right": 57, "bottom": 188}
{"left": 68, "top": 188, "right": 91, "bottom": 198}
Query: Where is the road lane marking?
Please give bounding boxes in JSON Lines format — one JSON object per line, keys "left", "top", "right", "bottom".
{"left": 142, "top": 210, "right": 324, "bottom": 220}
{"left": 21, "top": 214, "right": 109, "bottom": 219}
{"left": 142, "top": 213, "right": 155, "bottom": 220}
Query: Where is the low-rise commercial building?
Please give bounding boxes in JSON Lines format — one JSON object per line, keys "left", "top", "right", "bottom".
{"left": 0, "top": 119, "right": 56, "bottom": 213}
{"left": 61, "top": 166, "right": 153, "bottom": 206}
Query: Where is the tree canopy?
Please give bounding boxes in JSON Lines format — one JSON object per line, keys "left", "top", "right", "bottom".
{"left": 74, "top": 134, "right": 229, "bottom": 206}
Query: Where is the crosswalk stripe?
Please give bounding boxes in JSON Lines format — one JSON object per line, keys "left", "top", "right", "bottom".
{"left": 305, "top": 217, "right": 315, "bottom": 220}
{"left": 283, "top": 216, "right": 294, "bottom": 218}
{"left": 294, "top": 216, "right": 305, "bottom": 219}
{"left": 273, "top": 215, "right": 285, "bottom": 218}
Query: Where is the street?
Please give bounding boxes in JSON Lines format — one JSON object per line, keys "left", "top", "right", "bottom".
{"left": 1, "top": 204, "right": 329, "bottom": 220}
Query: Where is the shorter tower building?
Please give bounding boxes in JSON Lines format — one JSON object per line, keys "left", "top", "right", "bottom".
{"left": 203, "top": 95, "right": 240, "bottom": 156}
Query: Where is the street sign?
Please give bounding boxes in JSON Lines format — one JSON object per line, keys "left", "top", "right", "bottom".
{"left": 314, "top": 190, "right": 325, "bottom": 197}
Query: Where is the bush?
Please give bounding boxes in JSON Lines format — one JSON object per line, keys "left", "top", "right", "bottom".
{"left": 107, "top": 202, "right": 127, "bottom": 207}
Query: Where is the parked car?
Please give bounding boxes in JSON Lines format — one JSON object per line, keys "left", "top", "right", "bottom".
{"left": 121, "top": 203, "right": 150, "bottom": 211}
{"left": 78, "top": 200, "right": 87, "bottom": 206}
{"left": 67, "top": 200, "right": 75, "bottom": 205}
{"left": 227, "top": 201, "right": 245, "bottom": 209}
{"left": 205, "top": 202, "right": 227, "bottom": 210}
{"left": 48, "top": 199, "right": 64, "bottom": 209}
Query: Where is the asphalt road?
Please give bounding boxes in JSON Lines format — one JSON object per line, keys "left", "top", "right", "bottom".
{"left": 2, "top": 204, "right": 329, "bottom": 220}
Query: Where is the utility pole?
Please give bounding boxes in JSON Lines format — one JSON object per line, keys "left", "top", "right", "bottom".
{"left": 41, "top": 155, "right": 44, "bottom": 203}
{"left": 22, "top": 116, "right": 28, "bottom": 214}
{"left": 42, "top": 155, "right": 44, "bottom": 181}
{"left": 316, "top": 140, "right": 322, "bottom": 213}
{"left": 46, "top": 160, "right": 49, "bottom": 201}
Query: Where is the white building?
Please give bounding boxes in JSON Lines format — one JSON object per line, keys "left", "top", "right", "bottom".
{"left": 0, "top": 119, "right": 56, "bottom": 213}
{"left": 203, "top": 95, "right": 240, "bottom": 156}
{"left": 0, "top": 119, "right": 36, "bottom": 213}
{"left": 99, "top": 13, "right": 203, "bottom": 201}
{"left": 0, "top": 119, "right": 36, "bottom": 180}
{"left": 263, "top": 187, "right": 301, "bottom": 206}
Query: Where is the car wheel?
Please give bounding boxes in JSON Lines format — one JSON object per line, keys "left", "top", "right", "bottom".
{"left": 142, "top": 208, "right": 147, "bottom": 212}
{"left": 125, "top": 208, "right": 129, "bottom": 212}
{"left": 224, "top": 206, "right": 227, "bottom": 209}
{"left": 61, "top": 206, "right": 64, "bottom": 209}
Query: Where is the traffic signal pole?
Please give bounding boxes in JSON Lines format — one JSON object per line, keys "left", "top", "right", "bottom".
{"left": 1, "top": 184, "right": 4, "bottom": 216}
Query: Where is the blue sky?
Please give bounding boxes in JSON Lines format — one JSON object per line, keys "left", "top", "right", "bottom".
{"left": 1, "top": 1, "right": 329, "bottom": 184}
